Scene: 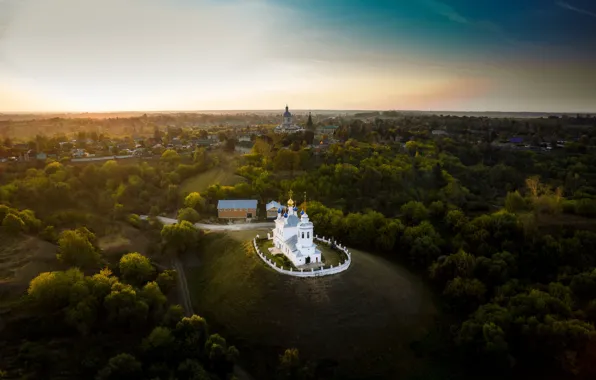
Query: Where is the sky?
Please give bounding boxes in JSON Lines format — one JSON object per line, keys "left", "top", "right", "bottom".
{"left": 0, "top": 0, "right": 595, "bottom": 113}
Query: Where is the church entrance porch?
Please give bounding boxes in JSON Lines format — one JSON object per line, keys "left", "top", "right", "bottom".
{"left": 305, "top": 257, "right": 311, "bottom": 264}
{"left": 268, "top": 247, "right": 283, "bottom": 256}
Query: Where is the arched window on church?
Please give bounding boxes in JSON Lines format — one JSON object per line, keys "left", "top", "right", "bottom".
{"left": 307, "top": 232, "right": 310, "bottom": 239}
{"left": 301, "top": 232, "right": 304, "bottom": 238}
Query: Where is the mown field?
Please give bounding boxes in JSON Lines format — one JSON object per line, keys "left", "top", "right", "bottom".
{"left": 184, "top": 230, "right": 437, "bottom": 380}
{"left": 179, "top": 166, "right": 246, "bottom": 195}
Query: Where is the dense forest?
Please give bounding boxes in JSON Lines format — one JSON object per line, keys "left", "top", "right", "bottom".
{"left": 2, "top": 112, "right": 596, "bottom": 379}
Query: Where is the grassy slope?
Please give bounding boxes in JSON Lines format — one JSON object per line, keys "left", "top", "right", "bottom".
{"left": 0, "top": 234, "right": 60, "bottom": 285}
{"left": 185, "top": 231, "right": 437, "bottom": 380}
{"left": 179, "top": 166, "right": 246, "bottom": 195}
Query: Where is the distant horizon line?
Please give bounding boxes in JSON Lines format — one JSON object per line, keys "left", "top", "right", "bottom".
{"left": 1, "top": 108, "right": 595, "bottom": 116}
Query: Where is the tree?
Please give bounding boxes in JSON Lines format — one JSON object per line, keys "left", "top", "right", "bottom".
{"left": 2, "top": 213, "right": 26, "bottom": 234}
{"left": 162, "top": 304, "right": 185, "bottom": 328}
{"left": 178, "top": 207, "right": 200, "bottom": 223}
{"left": 400, "top": 201, "right": 429, "bottom": 224}
{"left": 174, "top": 315, "right": 209, "bottom": 358}
{"left": 142, "top": 326, "right": 175, "bottom": 360}
{"left": 149, "top": 205, "right": 160, "bottom": 217}
{"left": 224, "top": 138, "right": 237, "bottom": 152}
{"left": 306, "top": 112, "right": 314, "bottom": 130}
{"left": 177, "top": 359, "right": 210, "bottom": 380}
{"left": 119, "top": 253, "right": 155, "bottom": 286}
{"left": 161, "top": 149, "right": 180, "bottom": 166}
{"left": 156, "top": 270, "right": 177, "bottom": 294}
{"left": 18, "top": 209, "right": 42, "bottom": 232}
{"left": 140, "top": 281, "right": 167, "bottom": 315}
{"left": 445, "top": 209, "right": 468, "bottom": 231}
{"left": 104, "top": 283, "right": 149, "bottom": 326}
{"left": 57, "top": 229, "right": 101, "bottom": 268}
{"left": 444, "top": 277, "right": 487, "bottom": 312}
{"left": 205, "top": 333, "right": 237, "bottom": 375}
{"left": 27, "top": 268, "right": 85, "bottom": 309}
{"left": 0, "top": 205, "right": 10, "bottom": 221}
{"left": 430, "top": 250, "right": 476, "bottom": 284}
{"left": 277, "top": 348, "right": 313, "bottom": 380}
{"left": 504, "top": 191, "right": 527, "bottom": 213}
{"left": 184, "top": 192, "right": 204, "bottom": 211}
{"left": 96, "top": 353, "right": 142, "bottom": 380}
{"left": 161, "top": 221, "right": 200, "bottom": 254}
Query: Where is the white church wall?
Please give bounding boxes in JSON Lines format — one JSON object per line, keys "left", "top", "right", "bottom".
{"left": 253, "top": 236, "right": 351, "bottom": 278}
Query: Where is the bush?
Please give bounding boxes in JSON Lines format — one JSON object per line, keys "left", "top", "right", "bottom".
{"left": 127, "top": 214, "right": 141, "bottom": 228}
{"left": 0, "top": 204, "right": 11, "bottom": 221}
{"left": 2, "top": 213, "right": 26, "bottom": 234}
{"left": 156, "top": 270, "right": 177, "bottom": 294}
{"left": 574, "top": 198, "right": 596, "bottom": 217}
{"left": 119, "top": 253, "right": 155, "bottom": 286}
{"left": 18, "top": 209, "right": 42, "bottom": 232}
{"left": 561, "top": 199, "right": 576, "bottom": 214}
{"left": 56, "top": 229, "right": 101, "bottom": 268}
{"left": 40, "top": 225, "right": 58, "bottom": 243}
{"left": 177, "top": 208, "right": 200, "bottom": 223}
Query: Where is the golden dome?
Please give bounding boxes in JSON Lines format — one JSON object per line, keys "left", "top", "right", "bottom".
{"left": 287, "top": 198, "right": 295, "bottom": 206}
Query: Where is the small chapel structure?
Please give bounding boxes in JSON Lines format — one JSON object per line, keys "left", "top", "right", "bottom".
{"left": 274, "top": 105, "right": 304, "bottom": 134}
{"left": 271, "top": 191, "right": 321, "bottom": 266}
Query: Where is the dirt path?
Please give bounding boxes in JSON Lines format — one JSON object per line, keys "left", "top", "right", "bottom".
{"left": 172, "top": 257, "right": 194, "bottom": 317}
{"left": 140, "top": 215, "right": 274, "bottom": 231}
{"left": 172, "top": 251, "right": 255, "bottom": 380}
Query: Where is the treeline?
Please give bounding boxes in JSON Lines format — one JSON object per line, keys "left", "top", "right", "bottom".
{"left": 304, "top": 191, "right": 596, "bottom": 378}
{"left": 5, "top": 257, "right": 237, "bottom": 379}
{"left": 0, "top": 148, "right": 215, "bottom": 231}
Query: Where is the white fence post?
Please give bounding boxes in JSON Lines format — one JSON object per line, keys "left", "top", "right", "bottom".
{"left": 253, "top": 234, "right": 350, "bottom": 277}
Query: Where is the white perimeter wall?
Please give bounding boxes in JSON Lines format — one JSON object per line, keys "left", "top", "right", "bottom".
{"left": 253, "top": 235, "right": 351, "bottom": 277}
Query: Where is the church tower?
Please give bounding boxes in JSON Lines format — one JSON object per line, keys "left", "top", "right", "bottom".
{"left": 283, "top": 105, "right": 292, "bottom": 127}
{"left": 297, "top": 192, "right": 314, "bottom": 251}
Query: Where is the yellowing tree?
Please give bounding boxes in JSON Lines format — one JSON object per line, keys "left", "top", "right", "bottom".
{"left": 119, "top": 252, "right": 155, "bottom": 286}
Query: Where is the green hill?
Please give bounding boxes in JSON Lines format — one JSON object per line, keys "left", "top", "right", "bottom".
{"left": 184, "top": 231, "right": 437, "bottom": 379}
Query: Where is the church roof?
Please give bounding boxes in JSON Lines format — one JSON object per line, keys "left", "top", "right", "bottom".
{"left": 283, "top": 105, "right": 292, "bottom": 117}
{"left": 286, "top": 214, "right": 300, "bottom": 227}
{"left": 285, "top": 235, "right": 298, "bottom": 253}
{"left": 266, "top": 201, "right": 281, "bottom": 210}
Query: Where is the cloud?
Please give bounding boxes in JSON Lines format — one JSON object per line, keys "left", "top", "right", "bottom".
{"left": 556, "top": 1, "right": 596, "bottom": 18}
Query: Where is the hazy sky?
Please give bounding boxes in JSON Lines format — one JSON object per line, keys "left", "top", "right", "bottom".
{"left": 1, "top": 0, "right": 595, "bottom": 112}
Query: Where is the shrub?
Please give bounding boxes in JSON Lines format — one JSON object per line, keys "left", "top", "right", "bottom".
{"left": 177, "top": 208, "right": 200, "bottom": 223}
{"left": 2, "top": 213, "right": 26, "bottom": 234}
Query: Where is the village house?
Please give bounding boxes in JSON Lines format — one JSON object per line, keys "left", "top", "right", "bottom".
{"left": 217, "top": 199, "right": 258, "bottom": 220}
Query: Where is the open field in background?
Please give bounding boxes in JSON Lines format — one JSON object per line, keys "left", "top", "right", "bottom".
{"left": 0, "top": 235, "right": 59, "bottom": 284}
{"left": 179, "top": 166, "right": 246, "bottom": 195}
{"left": 97, "top": 223, "right": 153, "bottom": 257}
{"left": 185, "top": 230, "right": 437, "bottom": 379}
{"left": 0, "top": 235, "right": 62, "bottom": 307}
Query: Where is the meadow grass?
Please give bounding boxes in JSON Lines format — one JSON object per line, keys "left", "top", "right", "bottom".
{"left": 184, "top": 231, "right": 437, "bottom": 379}
{"left": 179, "top": 167, "right": 245, "bottom": 195}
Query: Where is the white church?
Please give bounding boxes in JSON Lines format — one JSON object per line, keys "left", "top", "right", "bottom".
{"left": 274, "top": 105, "right": 304, "bottom": 134}
{"left": 271, "top": 191, "right": 321, "bottom": 266}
